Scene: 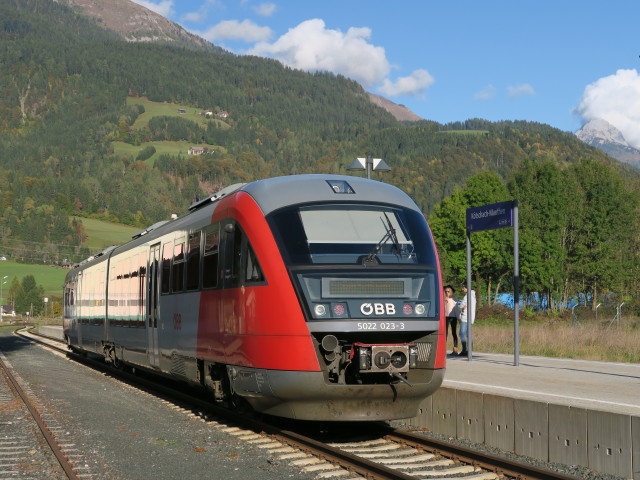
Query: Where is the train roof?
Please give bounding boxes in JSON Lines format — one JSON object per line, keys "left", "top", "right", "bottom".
{"left": 221, "top": 174, "right": 419, "bottom": 216}
{"left": 185, "top": 175, "right": 418, "bottom": 216}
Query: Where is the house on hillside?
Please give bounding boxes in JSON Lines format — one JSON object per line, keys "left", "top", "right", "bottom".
{"left": 0, "top": 305, "right": 16, "bottom": 320}
{"left": 188, "top": 146, "right": 214, "bottom": 156}
{"left": 216, "top": 111, "right": 230, "bottom": 120}
{"left": 178, "top": 108, "right": 186, "bottom": 114}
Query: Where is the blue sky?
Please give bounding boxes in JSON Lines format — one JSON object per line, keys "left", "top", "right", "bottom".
{"left": 132, "top": 0, "right": 640, "bottom": 148}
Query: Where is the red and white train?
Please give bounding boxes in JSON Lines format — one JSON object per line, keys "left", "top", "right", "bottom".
{"left": 64, "top": 174, "right": 446, "bottom": 421}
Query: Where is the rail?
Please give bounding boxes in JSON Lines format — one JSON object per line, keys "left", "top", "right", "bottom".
{"left": 0, "top": 341, "right": 80, "bottom": 480}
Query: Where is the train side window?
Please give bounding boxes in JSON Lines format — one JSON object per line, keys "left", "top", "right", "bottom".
{"left": 171, "top": 242, "right": 185, "bottom": 293}
{"left": 161, "top": 242, "right": 172, "bottom": 294}
{"left": 172, "top": 241, "right": 185, "bottom": 293}
{"left": 186, "top": 232, "right": 201, "bottom": 291}
{"left": 138, "top": 251, "right": 146, "bottom": 323}
{"left": 122, "top": 258, "right": 130, "bottom": 279}
{"left": 203, "top": 226, "right": 220, "bottom": 289}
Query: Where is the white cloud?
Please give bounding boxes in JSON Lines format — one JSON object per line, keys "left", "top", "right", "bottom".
{"left": 249, "top": 19, "right": 390, "bottom": 89}
{"left": 378, "top": 70, "right": 434, "bottom": 97}
{"left": 200, "top": 19, "right": 272, "bottom": 43}
{"left": 130, "top": 0, "right": 174, "bottom": 17}
{"left": 182, "top": 0, "right": 220, "bottom": 23}
{"left": 475, "top": 84, "right": 497, "bottom": 100}
{"left": 253, "top": 3, "right": 276, "bottom": 17}
{"left": 576, "top": 69, "right": 640, "bottom": 150}
{"left": 183, "top": 11, "right": 206, "bottom": 23}
{"left": 507, "top": 83, "right": 535, "bottom": 98}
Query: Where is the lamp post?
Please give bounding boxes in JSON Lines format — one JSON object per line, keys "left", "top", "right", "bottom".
{"left": 0, "top": 276, "right": 7, "bottom": 322}
{"left": 347, "top": 156, "right": 391, "bottom": 179}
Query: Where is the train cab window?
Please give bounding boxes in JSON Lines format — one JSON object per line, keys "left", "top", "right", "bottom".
{"left": 161, "top": 242, "right": 172, "bottom": 294}
{"left": 226, "top": 224, "right": 264, "bottom": 287}
{"left": 203, "top": 226, "right": 220, "bottom": 289}
{"left": 230, "top": 225, "right": 243, "bottom": 286}
{"left": 268, "top": 205, "right": 437, "bottom": 266}
{"left": 186, "top": 232, "right": 201, "bottom": 291}
{"left": 172, "top": 241, "right": 185, "bottom": 292}
{"left": 64, "top": 282, "right": 75, "bottom": 306}
{"left": 245, "top": 245, "right": 264, "bottom": 283}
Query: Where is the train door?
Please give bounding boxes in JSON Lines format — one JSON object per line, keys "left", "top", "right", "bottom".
{"left": 147, "top": 243, "right": 161, "bottom": 368}
{"left": 76, "top": 273, "right": 83, "bottom": 347}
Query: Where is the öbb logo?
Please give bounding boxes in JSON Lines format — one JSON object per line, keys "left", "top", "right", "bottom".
{"left": 360, "top": 303, "right": 396, "bottom": 316}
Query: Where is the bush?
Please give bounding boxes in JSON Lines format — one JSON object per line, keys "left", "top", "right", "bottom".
{"left": 135, "top": 145, "right": 156, "bottom": 161}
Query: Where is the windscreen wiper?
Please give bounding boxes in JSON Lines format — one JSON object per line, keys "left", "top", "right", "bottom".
{"left": 365, "top": 213, "right": 401, "bottom": 263}
{"left": 383, "top": 212, "right": 402, "bottom": 254}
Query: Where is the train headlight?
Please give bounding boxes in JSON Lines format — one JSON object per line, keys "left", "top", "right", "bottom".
{"left": 415, "top": 303, "right": 426, "bottom": 315}
{"left": 314, "top": 304, "right": 327, "bottom": 317}
{"left": 403, "top": 303, "right": 413, "bottom": 315}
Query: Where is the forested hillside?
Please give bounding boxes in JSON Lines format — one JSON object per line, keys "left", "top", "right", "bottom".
{"left": 1, "top": 0, "right": 639, "bottom": 310}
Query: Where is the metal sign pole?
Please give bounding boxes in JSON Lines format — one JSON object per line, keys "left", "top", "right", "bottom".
{"left": 465, "top": 199, "right": 518, "bottom": 365}
{"left": 513, "top": 200, "right": 519, "bottom": 367}
{"left": 466, "top": 232, "right": 473, "bottom": 361}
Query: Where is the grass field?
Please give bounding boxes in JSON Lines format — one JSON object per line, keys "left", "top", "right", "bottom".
{"left": 111, "top": 140, "right": 214, "bottom": 165}
{"left": 469, "top": 322, "right": 640, "bottom": 363}
{"left": 75, "top": 217, "right": 139, "bottom": 251}
{"left": 0, "top": 260, "right": 67, "bottom": 299}
{"left": 4, "top": 218, "right": 139, "bottom": 300}
{"left": 447, "top": 306, "right": 640, "bottom": 363}
{"left": 125, "top": 96, "right": 230, "bottom": 130}
{"left": 114, "top": 97, "right": 230, "bottom": 165}
{"left": 126, "top": 97, "right": 211, "bottom": 129}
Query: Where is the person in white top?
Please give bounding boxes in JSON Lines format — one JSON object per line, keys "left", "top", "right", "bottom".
{"left": 443, "top": 285, "right": 460, "bottom": 355}
{"left": 458, "top": 284, "right": 476, "bottom": 356}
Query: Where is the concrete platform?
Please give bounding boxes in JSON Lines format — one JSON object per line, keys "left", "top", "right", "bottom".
{"left": 37, "top": 325, "right": 65, "bottom": 341}
{"left": 444, "top": 352, "right": 640, "bottom": 416}
{"left": 407, "top": 352, "right": 640, "bottom": 479}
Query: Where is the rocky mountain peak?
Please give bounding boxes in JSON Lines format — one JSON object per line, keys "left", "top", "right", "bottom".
{"left": 57, "top": 0, "right": 214, "bottom": 50}
{"left": 575, "top": 118, "right": 629, "bottom": 147}
{"left": 575, "top": 118, "right": 640, "bottom": 168}
{"left": 368, "top": 93, "right": 423, "bottom": 122}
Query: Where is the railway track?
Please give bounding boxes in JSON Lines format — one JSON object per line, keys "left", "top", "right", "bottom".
{"left": 0, "top": 347, "right": 80, "bottom": 479}
{"left": 17, "top": 327, "right": 583, "bottom": 480}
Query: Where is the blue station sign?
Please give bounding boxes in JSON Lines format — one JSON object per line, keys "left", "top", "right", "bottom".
{"left": 466, "top": 200, "right": 515, "bottom": 232}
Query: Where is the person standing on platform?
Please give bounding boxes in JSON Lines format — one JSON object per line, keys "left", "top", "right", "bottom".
{"left": 443, "top": 285, "right": 460, "bottom": 355}
{"left": 458, "top": 284, "right": 476, "bottom": 356}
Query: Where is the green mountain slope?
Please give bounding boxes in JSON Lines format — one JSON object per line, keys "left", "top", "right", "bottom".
{"left": 0, "top": 0, "right": 637, "bottom": 269}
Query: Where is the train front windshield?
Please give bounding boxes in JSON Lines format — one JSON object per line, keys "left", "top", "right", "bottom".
{"left": 269, "top": 204, "right": 438, "bottom": 267}
{"left": 269, "top": 203, "right": 440, "bottom": 322}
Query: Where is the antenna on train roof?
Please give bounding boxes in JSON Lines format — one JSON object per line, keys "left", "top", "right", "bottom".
{"left": 131, "top": 220, "right": 170, "bottom": 239}
{"left": 187, "top": 183, "right": 246, "bottom": 211}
